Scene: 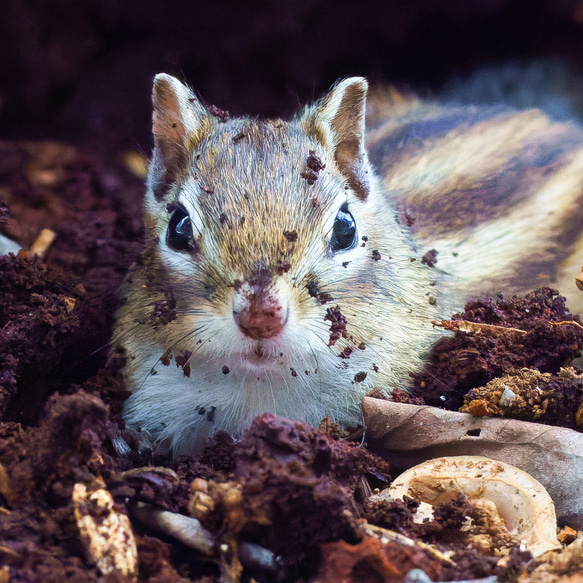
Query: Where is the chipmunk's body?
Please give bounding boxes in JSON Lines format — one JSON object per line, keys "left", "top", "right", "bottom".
{"left": 113, "top": 74, "right": 583, "bottom": 457}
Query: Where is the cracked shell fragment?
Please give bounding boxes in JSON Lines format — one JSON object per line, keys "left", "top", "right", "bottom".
{"left": 72, "top": 482, "right": 138, "bottom": 577}
{"left": 383, "top": 456, "right": 562, "bottom": 558}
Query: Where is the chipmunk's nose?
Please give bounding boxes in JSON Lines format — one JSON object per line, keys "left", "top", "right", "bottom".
{"left": 233, "top": 286, "right": 288, "bottom": 340}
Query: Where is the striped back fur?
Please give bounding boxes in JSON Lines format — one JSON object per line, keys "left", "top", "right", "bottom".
{"left": 366, "top": 90, "right": 583, "bottom": 315}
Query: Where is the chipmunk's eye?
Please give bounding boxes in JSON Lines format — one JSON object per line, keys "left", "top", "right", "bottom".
{"left": 330, "top": 203, "right": 357, "bottom": 252}
{"left": 167, "top": 204, "right": 196, "bottom": 252}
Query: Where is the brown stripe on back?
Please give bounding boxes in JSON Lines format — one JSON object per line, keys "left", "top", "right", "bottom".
{"left": 366, "top": 103, "right": 504, "bottom": 170}
{"left": 369, "top": 107, "right": 583, "bottom": 240}
{"left": 424, "top": 144, "right": 583, "bottom": 303}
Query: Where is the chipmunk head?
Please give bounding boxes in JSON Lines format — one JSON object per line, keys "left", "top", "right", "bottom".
{"left": 146, "top": 73, "right": 372, "bottom": 283}
{"left": 118, "top": 74, "right": 441, "bottom": 456}
{"left": 145, "top": 73, "right": 377, "bottom": 353}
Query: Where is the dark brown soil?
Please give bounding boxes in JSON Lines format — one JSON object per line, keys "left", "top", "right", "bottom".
{"left": 2, "top": 3, "right": 583, "bottom": 580}
{"left": 0, "top": 140, "right": 580, "bottom": 582}
{"left": 411, "top": 289, "right": 583, "bottom": 418}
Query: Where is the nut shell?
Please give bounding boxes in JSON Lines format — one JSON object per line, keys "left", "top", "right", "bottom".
{"left": 383, "top": 455, "right": 562, "bottom": 558}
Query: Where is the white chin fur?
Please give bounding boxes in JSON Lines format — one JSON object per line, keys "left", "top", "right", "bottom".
{"left": 122, "top": 328, "right": 363, "bottom": 456}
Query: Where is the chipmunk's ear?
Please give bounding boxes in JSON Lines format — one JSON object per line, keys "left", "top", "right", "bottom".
{"left": 151, "top": 73, "right": 207, "bottom": 175}
{"left": 302, "top": 77, "right": 371, "bottom": 200}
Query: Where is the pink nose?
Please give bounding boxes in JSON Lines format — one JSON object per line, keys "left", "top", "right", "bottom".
{"left": 234, "top": 300, "right": 286, "bottom": 339}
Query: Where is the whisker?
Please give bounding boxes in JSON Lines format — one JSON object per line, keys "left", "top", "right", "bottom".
{"left": 308, "top": 342, "right": 322, "bottom": 398}
{"left": 266, "top": 374, "right": 277, "bottom": 414}
{"left": 137, "top": 327, "right": 206, "bottom": 391}
{"left": 177, "top": 329, "right": 213, "bottom": 371}
{"left": 90, "top": 341, "right": 111, "bottom": 357}
{"left": 107, "top": 320, "right": 148, "bottom": 352}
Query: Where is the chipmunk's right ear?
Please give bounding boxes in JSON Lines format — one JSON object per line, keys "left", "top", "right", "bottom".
{"left": 151, "top": 73, "right": 207, "bottom": 175}
{"left": 301, "top": 77, "right": 371, "bottom": 200}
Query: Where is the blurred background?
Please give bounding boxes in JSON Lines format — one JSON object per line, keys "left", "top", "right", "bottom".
{"left": 2, "top": 0, "right": 583, "bottom": 153}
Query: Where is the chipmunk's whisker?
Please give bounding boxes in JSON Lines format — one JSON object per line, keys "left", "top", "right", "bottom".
{"left": 137, "top": 328, "right": 204, "bottom": 391}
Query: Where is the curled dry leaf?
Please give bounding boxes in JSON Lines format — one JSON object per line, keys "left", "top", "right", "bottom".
{"left": 72, "top": 482, "right": 138, "bottom": 578}
{"left": 362, "top": 397, "right": 583, "bottom": 528}
{"left": 380, "top": 455, "right": 561, "bottom": 558}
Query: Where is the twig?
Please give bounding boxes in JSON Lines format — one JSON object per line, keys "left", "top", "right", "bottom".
{"left": 431, "top": 320, "right": 526, "bottom": 338}
{"left": 18, "top": 228, "right": 56, "bottom": 259}
{"left": 550, "top": 320, "right": 583, "bottom": 332}
{"left": 361, "top": 522, "right": 456, "bottom": 565}
{"left": 432, "top": 319, "right": 583, "bottom": 336}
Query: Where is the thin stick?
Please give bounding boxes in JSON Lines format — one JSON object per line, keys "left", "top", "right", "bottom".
{"left": 18, "top": 228, "right": 56, "bottom": 259}
{"left": 361, "top": 522, "right": 456, "bottom": 566}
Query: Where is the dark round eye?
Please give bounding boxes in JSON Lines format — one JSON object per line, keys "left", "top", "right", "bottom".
{"left": 167, "top": 204, "right": 196, "bottom": 252}
{"left": 330, "top": 203, "right": 357, "bottom": 252}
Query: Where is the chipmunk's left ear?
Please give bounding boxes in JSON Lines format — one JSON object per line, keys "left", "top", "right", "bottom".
{"left": 151, "top": 73, "right": 207, "bottom": 177}
{"left": 302, "top": 77, "right": 371, "bottom": 200}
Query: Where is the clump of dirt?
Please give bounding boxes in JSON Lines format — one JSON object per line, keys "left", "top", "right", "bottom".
{"left": 0, "top": 254, "right": 83, "bottom": 418}
{"left": 411, "top": 289, "right": 583, "bottom": 414}
{"left": 233, "top": 414, "right": 389, "bottom": 559}
{"left": 0, "top": 141, "right": 144, "bottom": 581}
{"left": 187, "top": 415, "right": 509, "bottom": 582}
{"left": 0, "top": 141, "right": 144, "bottom": 423}
{"left": 460, "top": 366, "right": 583, "bottom": 429}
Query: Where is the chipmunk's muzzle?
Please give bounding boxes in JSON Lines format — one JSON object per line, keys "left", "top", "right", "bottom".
{"left": 232, "top": 278, "right": 289, "bottom": 340}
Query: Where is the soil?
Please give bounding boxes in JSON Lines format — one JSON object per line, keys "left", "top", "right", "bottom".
{"left": 2, "top": 2, "right": 583, "bottom": 581}
{"left": 411, "top": 289, "right": 583, "bottom": 419}
{"left": 0, "top": 139, "right": 582, "bottom": 582}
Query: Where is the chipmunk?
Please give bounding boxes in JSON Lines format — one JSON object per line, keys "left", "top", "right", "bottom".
{"left": 112, "top": 73, "right": 583, "bottom": 457}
